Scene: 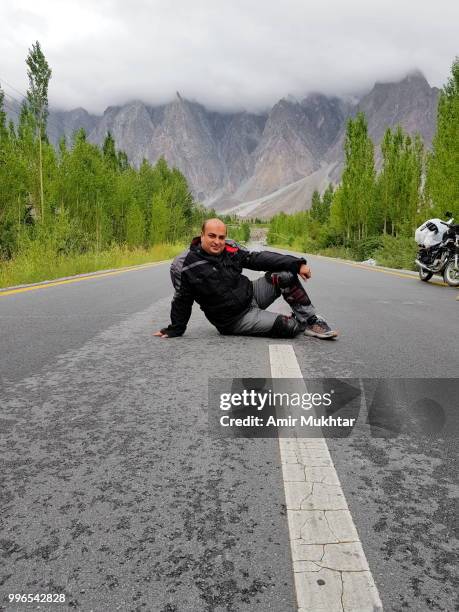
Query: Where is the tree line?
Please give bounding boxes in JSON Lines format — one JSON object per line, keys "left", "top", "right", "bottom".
{"left": 268, "top": 58, "right": 458, "bottom": 256}
{"left": 0, "top": 42, "right": 205, "bottom": 262}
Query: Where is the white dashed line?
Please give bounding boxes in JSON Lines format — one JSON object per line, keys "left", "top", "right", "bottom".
{"left": 269, "top": 344, "right": 383, "bottom": 612}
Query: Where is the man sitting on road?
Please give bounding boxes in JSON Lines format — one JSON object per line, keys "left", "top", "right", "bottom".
{"left": 155, "top": 218, "right": 338, "bottom": 340}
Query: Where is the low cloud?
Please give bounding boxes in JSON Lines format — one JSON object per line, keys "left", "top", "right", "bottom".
{"left": 0, "top": 0, "right": 457, "bottom": 114}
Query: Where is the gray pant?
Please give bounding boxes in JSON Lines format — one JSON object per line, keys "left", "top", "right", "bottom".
{"left": 226, "top": 272, "right": 316, "bottom": 337}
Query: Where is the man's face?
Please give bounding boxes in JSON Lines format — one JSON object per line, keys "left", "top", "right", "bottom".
{"left": 201, "top": 221, "right": 227, "bottom": 255}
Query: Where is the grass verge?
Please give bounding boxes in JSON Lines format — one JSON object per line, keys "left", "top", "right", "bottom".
{"left": 0, "top": 243, "right": 185, "bottom": 289}
{"left": 268, "top": 235, "right": 417, "bottom": 270}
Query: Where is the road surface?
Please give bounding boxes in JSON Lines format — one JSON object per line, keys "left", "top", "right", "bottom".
{"left": 1, "top": 250, "right": 457, "bottom": 611}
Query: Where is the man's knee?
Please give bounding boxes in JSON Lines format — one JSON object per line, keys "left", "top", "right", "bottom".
{"left": 270, "top": 314, "right": 302, "bottom": 338}
{"left": 266, "top": 271, "right": 311, "bottom": 307}
{"left": 265, "top": 271, "right": 296, "bottom": 290}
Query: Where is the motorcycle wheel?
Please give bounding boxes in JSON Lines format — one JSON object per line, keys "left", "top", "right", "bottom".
{"left": 418, "top": 267, "right": 433, "bottom": 282}
{"left": 443, "top": 260, "right": 459, "bottom": 287}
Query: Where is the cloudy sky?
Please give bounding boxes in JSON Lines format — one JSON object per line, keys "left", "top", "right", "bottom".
{"left": 1, "top": 0, "right": 457, "bottom": 115}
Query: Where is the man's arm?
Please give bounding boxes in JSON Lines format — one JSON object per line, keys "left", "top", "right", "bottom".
{"left": 155, "top": 280, "right": 194, "bottom": 338}
{"left": 240, "top": 249, "right": 307, "bottom": 275}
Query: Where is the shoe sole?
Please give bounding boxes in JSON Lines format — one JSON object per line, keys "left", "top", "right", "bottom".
{"left": 304, "top": 329, "right": 338, "bottom": 339}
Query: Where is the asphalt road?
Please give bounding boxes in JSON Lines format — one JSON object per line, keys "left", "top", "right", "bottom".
{"left": 0, "top": 250, "right": 458, "bottom": 612}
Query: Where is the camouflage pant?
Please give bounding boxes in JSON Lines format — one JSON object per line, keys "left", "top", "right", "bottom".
{"left": 225, "top": 272, "right": 316, "bottom": 337}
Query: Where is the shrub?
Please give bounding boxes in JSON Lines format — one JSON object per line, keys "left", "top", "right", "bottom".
{"left": 351, "top": 236, "right": 384, "bottom": 260}
{"left": 372, "top": 235, "right": 417, "bottom": 269}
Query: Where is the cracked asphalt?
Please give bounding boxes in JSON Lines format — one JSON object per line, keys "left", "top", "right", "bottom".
{"left": 0, "top": 251, "right": 458, "bottom": 611}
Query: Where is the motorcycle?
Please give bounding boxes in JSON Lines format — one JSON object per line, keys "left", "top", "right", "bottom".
{"left": 415, "top": 214, "right": 459, "bottom": 287}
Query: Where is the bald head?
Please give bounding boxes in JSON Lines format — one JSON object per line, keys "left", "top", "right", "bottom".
{"left": 201, "top": 218, "right": 227, "bottom": 255}
{"left": 201, "top": 218, "right": 227, "bottom": 234}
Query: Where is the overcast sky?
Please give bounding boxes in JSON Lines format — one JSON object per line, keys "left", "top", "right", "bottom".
{"left": 1, "top": 0, "right": 458, "bottom": 115}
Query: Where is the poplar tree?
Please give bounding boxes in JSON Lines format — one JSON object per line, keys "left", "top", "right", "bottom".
{"left": 341, "top": 112, "right": 375, "bottom": 240}
{"left": 0, "top": 87, "right": 8, "bottom": 142}
{"left": 425, "top": 57, "right": 459, "bottom": 217}
{"left": 322, "top": 184, "right": 334, "bottom": 222}
{"left": 310, "top": 185, "right": 334, "bottom": 224}
{"left": 310, "top": 190, "right": 322, "bottom": 222}
{"left": 150, "top": 189, "right": 169, "bottom": 244}
{"left": 24, "top": 41, "right": 52, "bottom": 222}
{"left": 126, "top": 203, "right": 145, "bottom": 247}
{"left": 0, "top": 87, "right": 11, "bottom": 254}
{"left": 0, "top": 87, "right": 31, "bottom": 257}
{"left": 102, "top": 132, "right": 118, "bottom": 170}
{"left": 378, "top": 126, "right": 424, "bottom": 236}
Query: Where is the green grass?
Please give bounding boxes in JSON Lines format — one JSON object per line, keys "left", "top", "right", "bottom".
{"left": 0, "top": 243, "right": 185, "bottom": 289}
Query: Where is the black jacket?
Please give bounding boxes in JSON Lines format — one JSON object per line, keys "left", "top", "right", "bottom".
{"left": 161, "top": 237, "right": 306, "bottom": 337}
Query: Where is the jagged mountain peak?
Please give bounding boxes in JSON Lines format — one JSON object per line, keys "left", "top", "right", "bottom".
{"left": 302, "top": 92, "right": 332, "bottom": 105}
{"left": 170, "top": 91, "right": 190, "bottom": 108}
{"left": 267, "top": 97, "right": 309, "bottom": 126}
{"left": 373, "top": 69, "right": 431, "bottom": 93}
{"left": 358, "top": 69, "right": 439, "bottom": 143}
{"left": 23, "top": 70, "right": 439, "bottom": 218}
{"left": 274, "top": 96, "right": 301, "bottom": 110}
{"left": 66, "top": 107, "right": 90, "bottom": 115}
{"left": 282, "top": 94, "right": 301, "bottom": 105}
{"left": 122, "top": 99, "right": 149, "bottom": 109}
{"left": 405, "top": 68, "right": 427, "bottom": 80}
{"left": 103, "top": 105, "right": 121, "bottom": 116}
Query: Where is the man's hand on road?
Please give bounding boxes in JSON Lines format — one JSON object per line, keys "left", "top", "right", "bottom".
{"left": 154, "top": 330, "right": 169, "bottom": 338}
{"left": 299, "top": 264, "right": 312, "bottom": 280}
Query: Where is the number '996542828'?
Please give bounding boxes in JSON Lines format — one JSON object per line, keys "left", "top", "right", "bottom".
{"left": 8, "top": 593, "right": 66, "bottom": 603}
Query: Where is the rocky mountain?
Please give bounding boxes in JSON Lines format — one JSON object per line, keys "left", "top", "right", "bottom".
{"left": 86, "top": 95, "right": 267, "bottom": 203}
{"left": 360, "top": 70, "right": 439, "bottom": 146}
{"left": 3, "top": 71, "right": 439, "bottom": 218}
{"left": 325, "top": 71, "right": 440, "bottom": 179}
{"left": 2, "top": 98, "right": 99, "bottom": 146}
{"left": 233, "top": 99, "right": 316, "bottom": 203}
{"left": 212, "top": 111, "right": 266, "bottom": 196}
{"left": 233, "top": 94, "right": 348, "bottom": 203}
{"left": 51, "top": 108, "right": 98, "bottom": 145}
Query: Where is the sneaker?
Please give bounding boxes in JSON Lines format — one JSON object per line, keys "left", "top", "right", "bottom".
{"left": 304, "top": 316, "right": 338, "bottom": 339}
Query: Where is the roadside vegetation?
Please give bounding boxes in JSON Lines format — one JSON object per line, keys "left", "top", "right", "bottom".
{"left": 0, "top": 243, "right": 185, "bottom": 288}
{"left": 268, "top": 58, "right": 459, "bottom": 269}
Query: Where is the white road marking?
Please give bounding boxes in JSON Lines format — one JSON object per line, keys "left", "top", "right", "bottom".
{"left": 269, "top": 345, "right": 383, "bottom": 612}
